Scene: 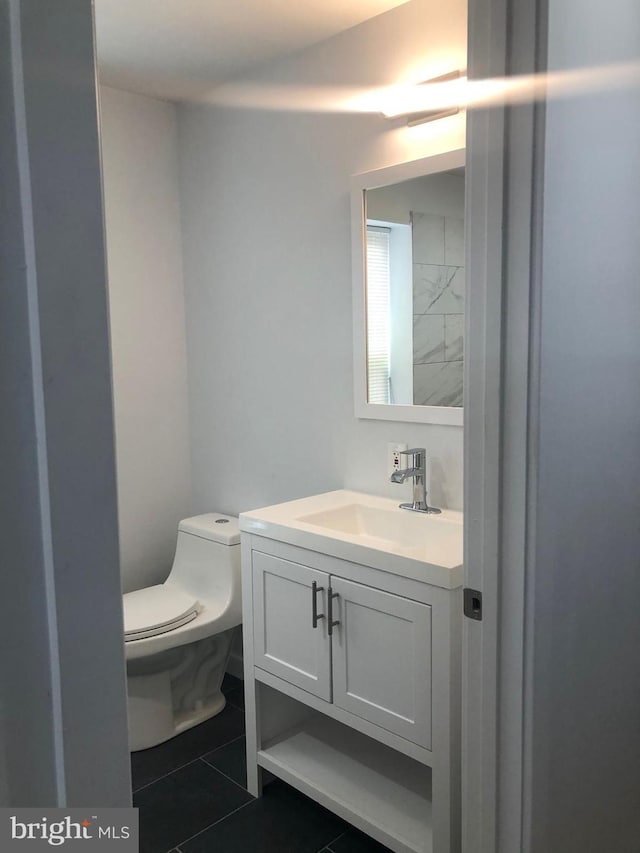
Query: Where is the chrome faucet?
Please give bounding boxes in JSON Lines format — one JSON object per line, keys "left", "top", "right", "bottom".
{"left": 390, "top": 448, "right": 441, "bottom": 514}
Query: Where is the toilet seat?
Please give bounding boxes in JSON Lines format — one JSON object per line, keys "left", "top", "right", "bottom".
{"left": 123, "top": 583, "right": 202, "bottom": 642}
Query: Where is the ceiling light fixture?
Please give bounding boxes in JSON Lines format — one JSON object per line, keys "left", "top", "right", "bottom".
{"left": 381, "top": 70, "right": 465, "bottom": 125}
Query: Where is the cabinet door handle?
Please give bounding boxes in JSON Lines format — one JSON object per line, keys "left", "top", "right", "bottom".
{"left": 328, "top": 586, "right": 340, "bottom": 636}
{"left": 311, "top": 581, "right": 325, "bottom": 628}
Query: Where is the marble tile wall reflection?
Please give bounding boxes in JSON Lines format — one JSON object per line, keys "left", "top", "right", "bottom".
{"left": 413, "top": 266, "right": 464, "bottom": 314}
{"left": 414, "top": 362, "right": 463, "bottom": 407}
{"left": 412, "top": 211, "right": 464, "bottom": 407}
{"left": 444, "top": 314, "right": 464, "bottom": 362}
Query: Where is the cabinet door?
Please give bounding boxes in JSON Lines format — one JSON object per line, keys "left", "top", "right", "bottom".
{"left": 331, "top": 577, "right": 432, "bottom": 749}
{"left": 252, "top": 550, "right": 331, "bottom": 701}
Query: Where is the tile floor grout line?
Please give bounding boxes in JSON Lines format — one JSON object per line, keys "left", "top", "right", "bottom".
{"left": 132, "top": 728, "right": 244, "bottom": 794}
{"left": 132, "top": 756, "right": 202, "bottom": 795}
{"left": 172, "top": 797, "right": 255, "bottom": 850}
{"left": 323, "top": 829, "right": 347, "bottom": 852}
{"left": 198, "top": 732, "right": 244, "bottom": 759}
{"left": 197, "top": 756, "right": 251, "bottom": 795}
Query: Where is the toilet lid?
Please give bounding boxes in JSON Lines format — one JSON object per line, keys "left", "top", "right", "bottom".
{"left": 123, "top": 583, "right": 202, "bottom": 642}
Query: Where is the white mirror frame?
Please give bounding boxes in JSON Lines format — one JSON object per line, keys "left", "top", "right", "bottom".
{"left": 351, "top": 149, "right": 466, "bottom": 425}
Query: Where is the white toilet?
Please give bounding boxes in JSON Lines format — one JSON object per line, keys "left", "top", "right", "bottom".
{"left": 122, "top": 513, "right": 242, "bottom": 751}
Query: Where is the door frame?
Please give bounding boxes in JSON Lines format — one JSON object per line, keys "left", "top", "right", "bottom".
{"left": 2, "top": 0, "right": 131, "bottom": 806}
{"left": 463, "top": 0, "right": 546, "bottom": 850}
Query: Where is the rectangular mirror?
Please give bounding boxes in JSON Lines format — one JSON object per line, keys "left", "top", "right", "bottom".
{"left": 351, "top": 150, "right": 465, "bottom": 425}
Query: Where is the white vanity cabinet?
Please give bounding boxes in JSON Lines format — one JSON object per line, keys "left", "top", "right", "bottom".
{"left": 252, "top": 551, "right": 332, "bottom": 701}
{"left": 252, "top": 549, "right": 432, "bottom": 749}
{"left": 240, "top": 496, "right": 463, "bottom": 853}
{"left": 331, "top": 576, "right": 432, "bottom": 749}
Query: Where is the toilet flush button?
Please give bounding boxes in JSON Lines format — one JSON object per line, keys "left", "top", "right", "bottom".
{"left": 215, "top": 518, "right": 229, "bottom": 524}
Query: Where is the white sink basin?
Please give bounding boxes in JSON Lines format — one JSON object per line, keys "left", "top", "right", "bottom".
{"left": 239, "top": 490, "right": 463, "bottom": 589}
{"left": 298, "top": 502, "right": 461, "bottom": 559}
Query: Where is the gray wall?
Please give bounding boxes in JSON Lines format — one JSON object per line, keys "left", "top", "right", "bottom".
{"left": 529, "top": 1, "right": 640, "bottom": 849}
{"left": 100, "top": 86, "right": 192, "bottom": 594}
{"left": 177, "top": 0, "right": 467, "bottom": 518}
{"left": 0, "top": 0, "right": 130, "bottom": 806}
{"left": 0, "top": 0, "right": 59, "bottom": 805}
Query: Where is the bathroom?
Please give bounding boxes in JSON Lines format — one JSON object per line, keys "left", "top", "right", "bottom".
{"left": 2, "top": 1, "right": 640, "bottom": 852}
{"left": 100, "top": 2, "right": 465, "bottom": 849}
{"left": 100, "top": 0, "right": 465, "bottom": 669}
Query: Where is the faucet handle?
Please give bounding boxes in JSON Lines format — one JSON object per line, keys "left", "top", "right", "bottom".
{"left": 399, "top": 448, "right": 425, "bottom": 472}
{"left": 400, "top": 448, "right": 425, "bottom": 465}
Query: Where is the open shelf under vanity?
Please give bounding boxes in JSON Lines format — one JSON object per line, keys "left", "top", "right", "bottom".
{"left": 258, "top": 713, "right": 433, "bottom": 853}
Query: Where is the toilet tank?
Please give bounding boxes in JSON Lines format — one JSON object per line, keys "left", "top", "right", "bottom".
{"left": 166, "top": 513, "right": 241, "bottom": 609}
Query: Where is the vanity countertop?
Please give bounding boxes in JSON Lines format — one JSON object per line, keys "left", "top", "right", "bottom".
{"left": 239, "top": 490, "right": 463, "bottom": 589}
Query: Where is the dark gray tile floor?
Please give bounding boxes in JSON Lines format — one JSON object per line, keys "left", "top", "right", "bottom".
{"left": 132, "top": 673, "right": 392, "bottom": 853}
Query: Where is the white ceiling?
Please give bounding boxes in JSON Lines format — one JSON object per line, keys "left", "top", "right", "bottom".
{"left": 95, "top": 0, "right": 411, "bottom": 102}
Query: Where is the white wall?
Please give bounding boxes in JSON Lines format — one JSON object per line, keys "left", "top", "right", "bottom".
{"left": 367, "top": 172, "right": 465, "bottom": 224}
{"left": 178, "top": 0, "right": 466, "bottom": 516}
{"left": 100, "top": 86, "right": 192, "bottom": 593}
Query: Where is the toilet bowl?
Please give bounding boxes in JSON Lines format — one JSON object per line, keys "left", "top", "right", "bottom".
{"left": 123, "top": 512, "right": 242, "bottom": 751}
